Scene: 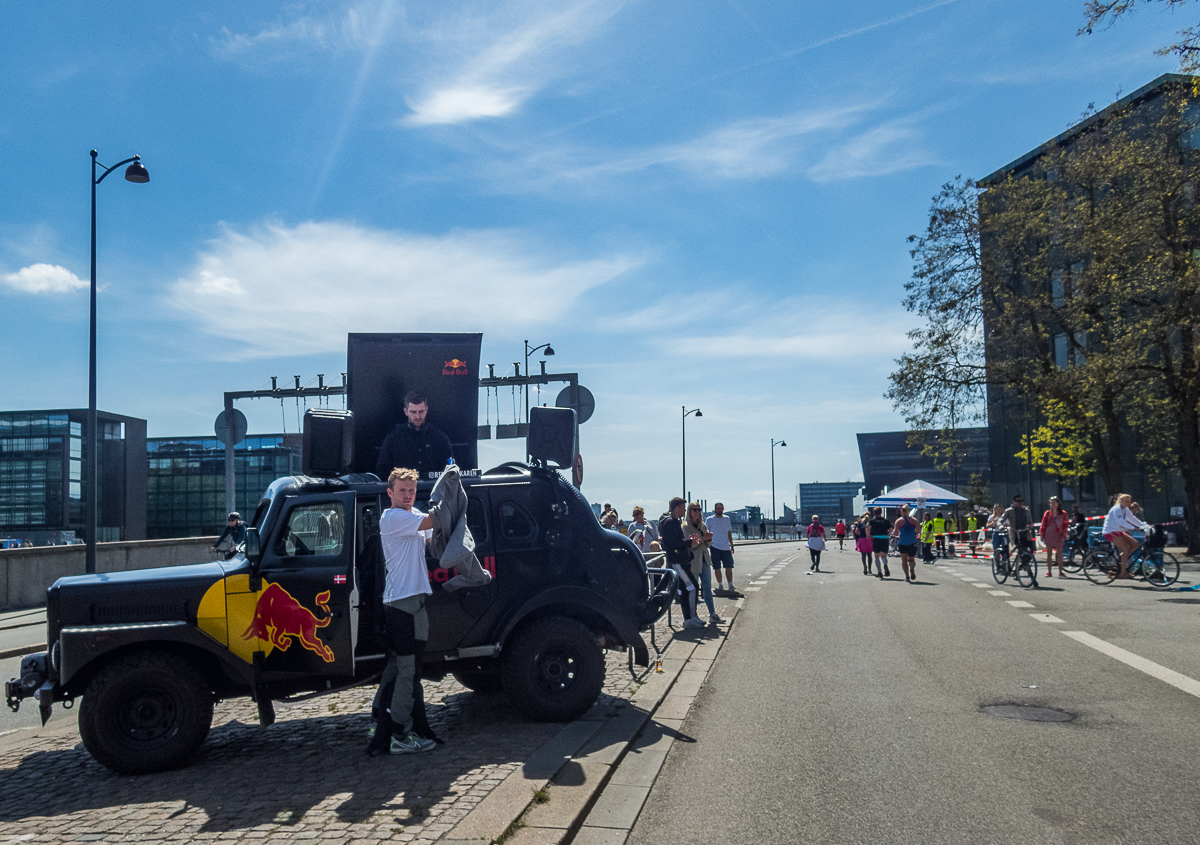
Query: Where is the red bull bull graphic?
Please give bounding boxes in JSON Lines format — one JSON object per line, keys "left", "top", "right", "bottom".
{"left": 443, "top": 358, "right": 469, "bottom": 376}
{"left": 242, "top": 582, "right": 335, "bottom": 663}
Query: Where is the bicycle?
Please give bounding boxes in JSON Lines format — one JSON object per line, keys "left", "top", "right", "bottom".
{"left": 992, "top": 529, "right": 1038, "bottom": 587}
{"left": 1061, "top": 533, "right": 1088, "bottom": 574}
{"left": 1082, "top": 525, "right": 1179, "bottom": 588}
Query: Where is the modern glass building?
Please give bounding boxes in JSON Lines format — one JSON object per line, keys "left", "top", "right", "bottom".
{"left": 0, "top": 409, "right": 147, "bottom": 544}
{"left": 146, "top": 434, "right": 301, "bottom": 538}
{"left": 797, "top": 481, "right": 865, "bottom": 524}
{"left": 856, "top": 429, "right": 989, "bottom": 502}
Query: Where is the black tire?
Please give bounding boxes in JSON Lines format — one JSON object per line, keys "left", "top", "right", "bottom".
{"left": 1144, "top": 551, "right": 1181, "bottom": 589}
{"left": 451, "top": 667, "right": 505, "bottom": 694}
{"left": 500, "top": 616, "right": 605, "bottom": 722}
{"left": 78, "top": 650, "right": 214, "bottom": 775}
{"left": 1015, "top": 553, "right": 1036, "bottom": 588}
{"left": 1084, "top": 550, "right": 1118, "bottom": 585}
{"left": 1063, "top": 542, "right": 1085, "bottom": 574}
{"left": 992, "top": 549, "right": 1009, "bottom": 585}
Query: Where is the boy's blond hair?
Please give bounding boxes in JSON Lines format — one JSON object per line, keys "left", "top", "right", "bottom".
{"left": 387, "top": 467, "right": 419, "bottom": 486}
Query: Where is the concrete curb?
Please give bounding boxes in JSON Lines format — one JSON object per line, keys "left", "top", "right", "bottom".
{"left": 0, "top": 643, "right": 44, "bottom": 660}
{"left": 441, "top": 595, "right": 750, "bottom": 845}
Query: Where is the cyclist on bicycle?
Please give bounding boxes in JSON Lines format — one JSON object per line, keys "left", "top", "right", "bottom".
{"left": 1002, "top": 494, "right": 1037, "bottom": 585}
{"left": 211, "top": 511, "right": 247, "bottom": 558}
{"left": 1102, "top": 493, "right": 1148, "bottom": 579}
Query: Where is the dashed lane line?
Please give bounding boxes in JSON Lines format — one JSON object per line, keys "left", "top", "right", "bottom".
{"left": 1030, "top": 613, "right": 1065, "bottom": 623}
{"left": 972, "top": 583, "right": 991, "bottom": 588}
{"left": 1061, "top": 630, "right": 1200, "bottom": 700}
{"left": 989, "top": 590, "right": 1011, "bottom": 596}
{"left": 1005, "top": 600, "right": 1036, "bottom": 608}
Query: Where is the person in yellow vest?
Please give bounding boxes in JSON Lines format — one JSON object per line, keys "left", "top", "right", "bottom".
{"left": 966, "top": 512, "right": 979, "bottom": 554}
{"left": 932, "top": 512, "right": 947, "bottom": 557}
{"left": 945, "top": 513, "right": 958, "bottom": 553}
{"left": 921, "top": 512, "right": 936, "bottom": 562}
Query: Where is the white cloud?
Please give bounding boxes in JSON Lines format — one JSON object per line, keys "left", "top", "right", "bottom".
{"left": 403, "top": 0, "right": 625, "bottom": 125}
{"left": 806, "top": 118, "right": 940, "bottom": 182}
{"left": 169, "top": 220, "right": 640, "bottom": 358}
{"left": 2, "top": 263, "right": 87, "bottom": 294}
{"left": 212, "top": 2, "right": 382, "bottom": 62}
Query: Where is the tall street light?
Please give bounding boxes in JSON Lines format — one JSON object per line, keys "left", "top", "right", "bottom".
{"left": 87, "top": 149, "right": 149, "bottom": 574}
{"left": 682, "top": 407, "right": 702, "bottom": 500}
{"left": 771, "top": 438, "right": 787, "bottom": 539}
{"left": 523, "top": 340, "right": 554, "bottom": 423}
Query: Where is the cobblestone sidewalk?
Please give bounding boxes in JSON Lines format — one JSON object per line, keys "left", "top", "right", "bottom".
{"left": 0, "top": 603, "right": 710, "bottom": 845}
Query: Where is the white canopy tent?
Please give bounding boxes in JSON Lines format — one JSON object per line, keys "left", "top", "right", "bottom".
{"left": 867, "top": 479, "right": 967, "bottom": 508}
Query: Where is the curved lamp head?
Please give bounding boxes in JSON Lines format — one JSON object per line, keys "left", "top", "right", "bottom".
{"left": 780, "top": 440, "right": 786, "bottom": 447}
{"left": 124, "top": 161, "right": 150, "bottom": 183}
{"left": 694, "top": 410, "right": 702, "bottom": 417}
{"left": 544, "top": 344, "right": 555, "bottom": 356}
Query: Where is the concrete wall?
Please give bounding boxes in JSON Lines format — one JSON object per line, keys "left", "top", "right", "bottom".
{"left": 0, "top": 537, "right": 218, "bottom": 611}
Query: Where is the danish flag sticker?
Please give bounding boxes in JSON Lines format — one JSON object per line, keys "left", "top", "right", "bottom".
{"left": 333, "top": 575, "right": 347, "bottom": 584}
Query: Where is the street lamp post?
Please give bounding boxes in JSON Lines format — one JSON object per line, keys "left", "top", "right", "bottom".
{"left": 682, "top": 407, "right": 702, "bottom": 500}
{"left": 523, "top": 340, "right": 554, "bottom": 423}
{"left": 771, "top": 438, "right": 787, "bottom": 539}
{"left": 87, "top": 149, "right": 149, "bottom": 575}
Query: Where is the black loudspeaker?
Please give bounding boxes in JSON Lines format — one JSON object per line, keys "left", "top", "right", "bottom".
{"left": 527, "top": 407, "right": 577, "bottom": 469}
{"left": 303, "top": 409, "right": 354, "bottom": 477}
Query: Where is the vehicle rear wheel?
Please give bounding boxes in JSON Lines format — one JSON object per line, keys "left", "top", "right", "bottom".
{"left": 1083, "top": 550, "right": 1118, "bottom": 585}
{"left": 501, "top": 617, "right": 605, "bottom": 722}
{"left": 451, "top": 667, "right": 504, "bottom": 694}
{"left": 992, "top": 550, "right": 1009, "bottom": 585}
{"left": 78, "top": 650, "right": 213, "bottom": 775}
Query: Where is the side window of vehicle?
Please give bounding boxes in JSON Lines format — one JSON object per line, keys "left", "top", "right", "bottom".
{"left": 498, "top": 501, "right": 536, "bottom": 543}
{"left": 275, "top": 503, "right": 345, "bottom": 559}
{"left": 467, "top": 497, "right": 488, "bottom": 543}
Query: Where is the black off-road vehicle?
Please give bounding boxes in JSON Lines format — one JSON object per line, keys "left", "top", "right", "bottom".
{"left": 6, "top": 463, "right": 675, "bottom": 774}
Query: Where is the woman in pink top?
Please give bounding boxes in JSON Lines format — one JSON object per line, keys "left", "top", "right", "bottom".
{"left": 1040, "top": 495, "right": 1070, "bottom": 578}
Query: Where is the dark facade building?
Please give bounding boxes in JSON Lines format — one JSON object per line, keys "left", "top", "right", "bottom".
{"left": 0, "top": 409, "right": 146, "bottom": 544}
{"left": 797, "top": 481, "right": 865, "bottom": 524}
{"left": 146, "top": 434, "right": 301, "bottom": 539}
{"left": 979, "top": 74, "right": 1195, "bottom": 521}
{"left": 857, "top": 429, "right": 989, "bottom": 502}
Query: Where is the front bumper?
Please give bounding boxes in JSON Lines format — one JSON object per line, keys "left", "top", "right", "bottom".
{"left": 5, "top": 651, "right": 56, "bottom": 725}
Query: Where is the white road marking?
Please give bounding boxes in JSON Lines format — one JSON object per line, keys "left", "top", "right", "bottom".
{"left": 988, "top": 590, "right": 1011, "bottom": 596}
{"left": 750, "top": 581, "right": 769, "bottom": 585}
{"left": 1030, "top": 613, "right": 1065, "bottom": 623}
{"left": 1005, "top": 600, "right": 1035, "bottom": 608}
{"left": 743, "top": 586, "right": 762, "bottom": 592}
{"left": 1061, "top": 630, "right": 1200, "bottom": 699}
{"left": 960, "top": 577, "right": 979, "bottom": 582}
{"left": 972, "top": 583, "right": 991, "bottom": 589}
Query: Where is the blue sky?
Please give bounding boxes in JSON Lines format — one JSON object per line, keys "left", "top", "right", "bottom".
{"left": 0, "top": 0, "right": 1185, "bottom": 517}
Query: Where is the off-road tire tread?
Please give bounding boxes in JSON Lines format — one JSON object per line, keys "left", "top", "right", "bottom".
{"left": 500, "top": 616, "right": 605, "bottom": 722}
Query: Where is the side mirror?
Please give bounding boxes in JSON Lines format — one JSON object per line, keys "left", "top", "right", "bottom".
{"left": 244, "top": 527, "right": 262, "bottom": 565}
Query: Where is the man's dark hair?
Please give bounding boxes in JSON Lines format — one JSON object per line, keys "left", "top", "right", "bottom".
{"left": 403, "top": 389, "right": 427, "bottom": 407}
{"left": 668, "top": 496, "right": 686, "bottom": 511}
{"left": 1012, "top": 493, "right": 1024, "bottom": 502}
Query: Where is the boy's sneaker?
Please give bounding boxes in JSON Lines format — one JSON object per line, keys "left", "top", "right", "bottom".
{"left": 391, "top": 732, "right": 436, "bottom": 754}
{"left": 682, "top": 618, "right": 705, "bottom": 629}
{"left": 709, "top": 614, "right": 724, "bottom": 625}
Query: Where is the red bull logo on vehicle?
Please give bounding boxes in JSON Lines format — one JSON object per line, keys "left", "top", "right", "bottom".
{"left": 443, "top": 358, "right": 469, "bottom": 376}
{"left": 242, "top": 582, "right": 335, "bottom": 663}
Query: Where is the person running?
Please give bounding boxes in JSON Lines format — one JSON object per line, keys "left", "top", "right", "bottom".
{"left": 868, "top": 507, "right": 892, "bottom": 578}
{"left": 1041, "top": 495, "right": 1070, "bottom": 577}
{"left": 834, "top": 519, "right": 847, "bottom": 550}
{"left": 1102, "top": 493, "right": 1148, "bottom": 579}
{"left": 806, "top": 514, "right": 826, "bottom": 572}
{"left": 893, "top": 505, "right": 920, "bottom": 582}
{"left": 853, "top": 513, "right": 873, "bottom": 575}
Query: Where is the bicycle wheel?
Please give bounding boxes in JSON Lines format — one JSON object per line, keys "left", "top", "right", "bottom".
{"left": 1015, "top": 553, "right": 1036, "bottom": 588}
{"left": 992, "top": 549, "right": 1009, "bottom": 584}
{"left": 1143, "top": 551, "right": 1181, "bottom": 589}
{"left": 1083, "top": 550, "right": 1118, "bottom": 585}
{"left": 1063, "top": 542, "right": 1084, "bottom": 574}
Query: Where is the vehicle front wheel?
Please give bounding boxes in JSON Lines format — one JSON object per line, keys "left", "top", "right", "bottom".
{"left": 78, "top": 650, "right": 214, "bottom": 775}
{"left": 501, "top": 617, "right": 605, "bottom": 722}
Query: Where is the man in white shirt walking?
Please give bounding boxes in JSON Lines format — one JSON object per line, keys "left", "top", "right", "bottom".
{"left": 708, "top": 502, "right": 737, "bottom": 594}
{"left": 367, "top": 467, "right": 438, "bottom": 756}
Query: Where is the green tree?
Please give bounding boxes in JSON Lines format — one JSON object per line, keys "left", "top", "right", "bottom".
{"left": 1014, "top": 399, "right": 1096, "bottom": 501}
{"left": 1082, "top": 1, "right": 1200, "bottom": 72}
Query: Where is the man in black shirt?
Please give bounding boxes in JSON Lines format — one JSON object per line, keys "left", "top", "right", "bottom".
{"left": 659, "top": 497, "right": 704, "bottom": 628}
{"left": 375, "top": 390, "right": 455, "bottom": 481}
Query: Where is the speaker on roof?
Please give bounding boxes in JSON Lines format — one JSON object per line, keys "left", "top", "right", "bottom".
{"left": 303, "top": 409, "right": 354, "bottom": 477}
{"left": 527, "top": 406, "right": 577, "bottom": 469}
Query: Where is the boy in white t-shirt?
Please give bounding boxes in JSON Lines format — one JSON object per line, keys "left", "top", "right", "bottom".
{"left": 367, "top": 467, "right": 438, "bottom": 755}
{"left": 708, "top": 502, "right": 736, "bottom": 592}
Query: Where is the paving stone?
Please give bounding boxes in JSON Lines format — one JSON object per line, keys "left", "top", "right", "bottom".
{"left": 579, "top": 785, "right": 650, "bottom": 830}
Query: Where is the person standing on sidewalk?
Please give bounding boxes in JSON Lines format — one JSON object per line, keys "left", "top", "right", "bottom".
{"left": 932, "top": 512, "right": 947, "bottom": 558}
{"left": 805, "top": 514, "right": 826, "bottom": 572}
{"left": 683, "top": 503, "right": 720, "bottom": 624}
{"left": 628, "top": 506, "right": 658, "bottom": 552}
{"left": 893, "top": 505, "right": 920, "bottom": 582}
{"left": 1041, "top": 496, "right": 1070, "bottom": 577}
{"left": 367, "top": 468, "right": 437, "bottom": 756}
{"left": 920, "top": 511, "right": 936, "bottom": 563}
{"left": 868, "top": 507, "right": 892, "bottom": 578}
{"left": 708, "top": 502, "right": 737, "bottom": 595}
{"left": 660, "top": 497, "right": 704, "bottom": 628}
